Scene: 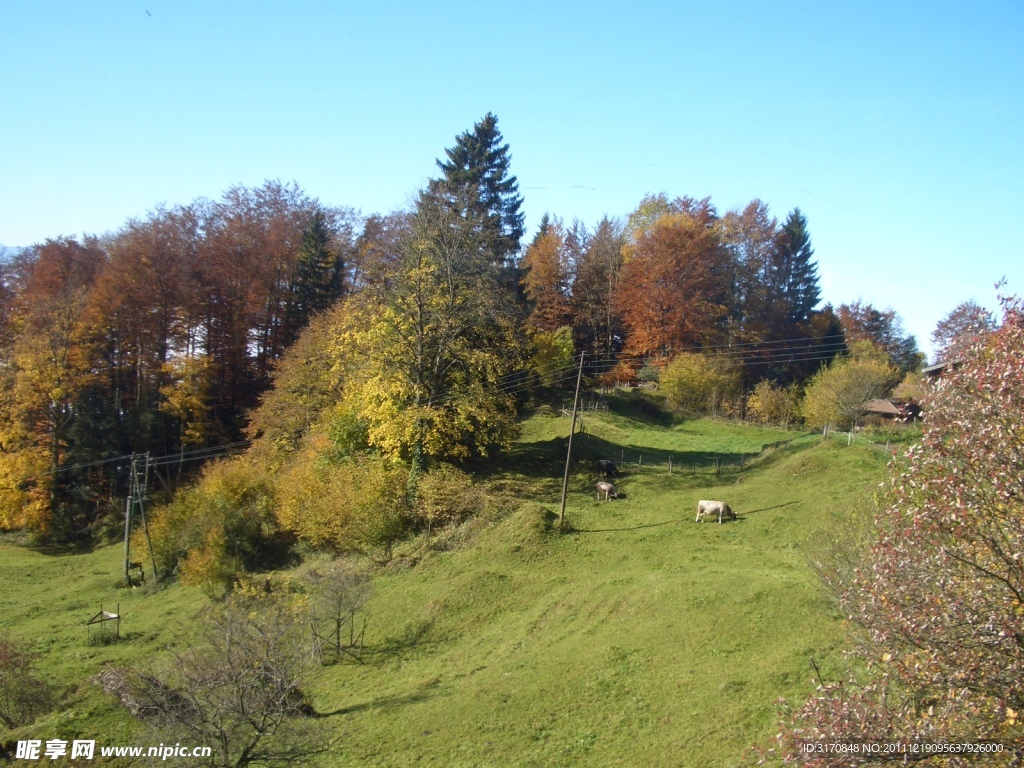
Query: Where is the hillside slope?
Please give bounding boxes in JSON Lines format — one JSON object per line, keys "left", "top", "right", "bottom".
{"left": 0, "top": 400, "right": 889, "bottom": 767}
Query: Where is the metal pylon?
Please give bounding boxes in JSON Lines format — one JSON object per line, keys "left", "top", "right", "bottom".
{"left": 123, "top": 452, "right": 158, "bottom": 586}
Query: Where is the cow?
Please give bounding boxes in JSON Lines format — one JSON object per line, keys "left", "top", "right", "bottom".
{"left": 696, "top": 499, "right": 735, "bottom": 524}
{"left": 597, "top": 459, "right": 619, "bottom": 478}
{"left": 596, "top": 481, "right": 619, "bottom": 501}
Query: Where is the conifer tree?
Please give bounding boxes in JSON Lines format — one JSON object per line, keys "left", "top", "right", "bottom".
{"left": 776, "top": 208, "right": 820, "bottom": 326}
{"left": 430, "top": 113, "right": 525, "bottom": 267}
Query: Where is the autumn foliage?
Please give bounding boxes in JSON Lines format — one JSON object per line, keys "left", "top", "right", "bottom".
{"left": 769, "top": 297, "right": 1024, "bottom": 765}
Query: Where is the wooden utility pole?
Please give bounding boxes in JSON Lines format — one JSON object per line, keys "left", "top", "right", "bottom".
{"left": 558, "top": 352, "right": 585, "bottom": 530}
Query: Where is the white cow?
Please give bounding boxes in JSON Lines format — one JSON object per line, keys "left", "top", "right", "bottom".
{"left": 596, "top": 481, "right": 619, "bottom": 501}
{"left": 696, "top": 499, "right": 735, "bottom": 524}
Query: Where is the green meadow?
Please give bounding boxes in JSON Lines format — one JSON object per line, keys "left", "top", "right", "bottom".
{"left": 0, "top": 394, "right": 890, "bottom": 767}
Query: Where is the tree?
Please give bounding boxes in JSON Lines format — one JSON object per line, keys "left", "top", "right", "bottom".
{"left": 0, "top": 238, "right": 104, "bottom": 536}
{"left": 527, "top": 326, "right": 575, "bottom": 386}
{"left": 746, "top": 380, "right": 798, "bottom": 428}
{"left": 99, "top": 594, "right": 329, "bottom": 768}
{"left": 521, "top": 220, "right": 571, "bottom": 331}
{"left": 771, "top": 296, "right": 1024, "bottom": 765}
{"left": 838, "top": 300, "right": 923, "bottom": 373}
{"left": 719, "top": 199, "right": 779, "bottom": 346}
{"left": 341, "top": 189, "right": 524, "bottom": 468}
{"left": 931, "top": 299, "right": 996, "bottom": 363}
{"left": 430, "top": 112, "right": 524, "bottom": 267}
{"left": 281, "top": 206, "right": 353, "bottom": 349}
{"left": 800, "top": 341, "right": 898, "bottom": 431}
{"left": 615, "top": 213, "right": 729, "bottom": 357}
{"left": 775, "top": 208, "right": 821, "bottom": 327}
{"left": 570, "top": 216, "right": 625, "bottom": 356}
{"left": 660, "top": 353, "right": 742, "bottom": 416}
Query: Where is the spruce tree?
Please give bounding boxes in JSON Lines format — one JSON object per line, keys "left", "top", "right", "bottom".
{"left": 284, "top": 208, "right": 344, "bottom": 347}
{"left": 777, "top": 208, "right": 821, "bottom": 325}
{"left": 430, "top": 113, "right": 525, "bottom": 267}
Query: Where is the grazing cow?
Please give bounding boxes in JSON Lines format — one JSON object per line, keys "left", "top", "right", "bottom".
{"left": 596, "top": 481, "right": 619, "bottom": 501}
{"left": 597, "top": 459, "right": 619, "bottom": 478}
{"left": 696, "top": 499, "right": 735, "bottom": 524}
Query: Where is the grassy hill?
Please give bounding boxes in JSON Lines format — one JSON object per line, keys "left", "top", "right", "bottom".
{"left": 0, "top": 393, "right": 889, "bottom": 767}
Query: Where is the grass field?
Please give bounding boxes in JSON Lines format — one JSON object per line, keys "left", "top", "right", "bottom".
{"left": 0, "top": 393, "right": 890, "bottom": 767}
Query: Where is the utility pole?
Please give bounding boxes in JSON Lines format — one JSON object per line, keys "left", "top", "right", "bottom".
{"left": 123, "top": 452, "right": 159, "bottom": 586}
{"left": 558, "top": 352, "right": 585, "bottom": 530}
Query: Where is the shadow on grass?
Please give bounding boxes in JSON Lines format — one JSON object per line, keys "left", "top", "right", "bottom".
{"left": 571, "top": 518, "right": 686, "bottom": 534}
{"left": 316, "top": 688, "right": 436, "bottom": 717}
{"left": 738, "top": 501, "right": 801, "bottom": 516}
{"left": 361, "top": 616, "right": 436, "bottom": 662}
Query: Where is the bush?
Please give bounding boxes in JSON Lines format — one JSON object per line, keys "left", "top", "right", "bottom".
{"left": 415, "top": 464, "right": 485, "bottom": 535}
{"left": 637, "top": 364, "right": 661, "bottom": 384}
{"left": 276, "top": 454, "right": 410, "bottom": 556}
{"left": 97, "top": 593, "right": 328, "bottom": 768}
{"left": 141, "top": 458, "right": 279, "bottom": 586}
{"left": 660, "top": 353, "right": 741, "bottom": 416}
{"left": 771, "top": 297, "right": 1024, "bottom": 764}
{"left": 746, "top": 380, "right": 798, "bottom": 427}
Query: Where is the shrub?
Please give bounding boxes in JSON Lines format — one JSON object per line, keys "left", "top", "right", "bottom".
{"left": 770, "top": 297, "right": 1024, "bottom": 764}
{"left": 660, "top": 353, "right": 741, "bottom": 415}
{"left": 637, "top": 364, "right": 661, "bottom": 384}
{"left": 746, "top": 380, "right": 798, "bottom": 427}
{"left": 97, "top": 593, "right": 328, "bottom": 768}
{"left": 140, "top": 458, "right": 278, "bottom": 585}
{"left": 415, "top": 464, "right": 485, "bottom": 535}
{"left": 276, "top": 454, "right": 410, "bottom": 556}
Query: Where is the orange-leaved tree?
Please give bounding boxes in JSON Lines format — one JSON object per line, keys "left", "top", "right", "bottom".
{"left": 615, "top": 212, "right": 729, "bottom": 358}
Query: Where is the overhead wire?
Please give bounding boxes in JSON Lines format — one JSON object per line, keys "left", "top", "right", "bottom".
{"left": 12, "top": 330, "right": 867, "bottom": 486}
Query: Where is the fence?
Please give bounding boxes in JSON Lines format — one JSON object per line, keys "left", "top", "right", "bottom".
{"left": 561, "top": 401, "right": 609, "bottom": 417}
{"left": 586, "top": 436, "right": 798, "bottom": 477}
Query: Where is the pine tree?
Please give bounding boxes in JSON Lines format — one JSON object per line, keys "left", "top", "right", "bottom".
{"left": 283, "top": 208, "right": 345, "bottom": 347}
{"left": 430, "top": 113, "right": 525, "bottom": 267}
{"left": 776, "top": 208, "right": 820, "bottom": 326}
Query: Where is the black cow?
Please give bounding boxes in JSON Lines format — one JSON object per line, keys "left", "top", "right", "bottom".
{"left": 597, "top": 459, "right": 618, "bottom": 478}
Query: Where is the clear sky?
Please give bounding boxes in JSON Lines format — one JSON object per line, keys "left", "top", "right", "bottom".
{"left": 2, "top": 1, "right": 1021, "bottom": 359}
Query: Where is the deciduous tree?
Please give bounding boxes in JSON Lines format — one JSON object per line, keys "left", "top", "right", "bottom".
{"left": 838, "top": 300, "right": 923, "bottom": 373}
{"left": 615, "top": 213, "right": 729, "bottom": 357}
{"left": 98, "top": 594, "right": 329, "bottom": 768}
{"left": 931, "top": 299, "right": 996, "bottom": 363}
{"left": 771, "top": 296, "right": 1024, "bottom": 765}
{"left": 521, "top": 219, "right": 571, "bottom": 331}
{"left": 341, "top": 189, "right": 523, "bottom": 468}
{"left": 661, "top": 353, "right": 741, "bottom": 416}
{"left": 800, "top": 341, "right": 898, "bottom": 431}
{"left": 570, "top": 216, "right": 625, "bottom": 355}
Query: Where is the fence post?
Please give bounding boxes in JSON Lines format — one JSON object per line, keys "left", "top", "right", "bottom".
{"left": 669, "top": 456, "right": 673, "bottom": 474}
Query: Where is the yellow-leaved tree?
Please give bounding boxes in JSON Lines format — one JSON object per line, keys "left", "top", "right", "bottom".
{"left": 339, "top": 188, "right": 525, "bottom": 471}
{"left": 660, "top": 353, "right": 741, "bottom": 416}
{"left": 800, "top": 341, "right": 899, "bottom": 431}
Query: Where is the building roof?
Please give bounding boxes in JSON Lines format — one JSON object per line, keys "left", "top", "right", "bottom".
{"left": 863, "top": 399, "right": 902, "bottom": 415}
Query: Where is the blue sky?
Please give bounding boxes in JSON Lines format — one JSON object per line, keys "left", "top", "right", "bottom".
{"left": 2, "top": 1, "right": 1021, "bottom": 358}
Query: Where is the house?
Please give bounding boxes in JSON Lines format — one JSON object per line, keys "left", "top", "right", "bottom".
{"left": 863, "top": 399, "right": 922, "bottom": 424}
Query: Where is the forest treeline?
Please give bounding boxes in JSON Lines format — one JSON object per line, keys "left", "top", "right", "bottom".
{"left": 0, "top": 113, "right": 925, "bottom": 544}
